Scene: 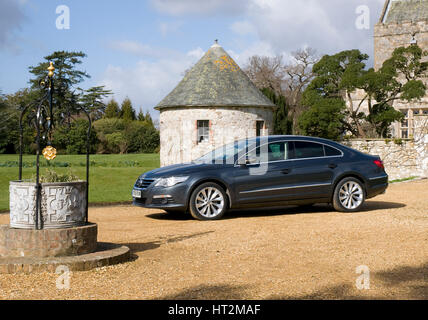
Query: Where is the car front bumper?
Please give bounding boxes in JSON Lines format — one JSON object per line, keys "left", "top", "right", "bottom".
{"left": 132, "top": 183, "right": 189, "bottom": 210}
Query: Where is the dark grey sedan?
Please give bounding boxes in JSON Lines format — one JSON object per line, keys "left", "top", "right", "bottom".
{"left": 132, "top": 136, "right": 388, "bottom": 220}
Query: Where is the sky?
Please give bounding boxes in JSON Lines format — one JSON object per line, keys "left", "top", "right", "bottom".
{"left": 0, "top": 0, "right": 386, "bottom": 118}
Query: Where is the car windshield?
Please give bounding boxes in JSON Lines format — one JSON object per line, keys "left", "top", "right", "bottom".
{"left": 194, "top": 138, "right": 257, "bottom": 164}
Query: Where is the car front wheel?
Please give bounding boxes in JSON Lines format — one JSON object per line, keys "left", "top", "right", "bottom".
{"left": 333, "top": 177, "right": 366, "bottom": 212}
{"left": 189, "top": 182, "right": 228, "bottom": 220}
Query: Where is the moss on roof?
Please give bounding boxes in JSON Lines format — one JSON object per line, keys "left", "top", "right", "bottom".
{"left": 155, "top": 43, "right": 276, "bottom": 110}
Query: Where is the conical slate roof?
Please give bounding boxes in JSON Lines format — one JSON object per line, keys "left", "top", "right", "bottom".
{"left": 155, "top": 42, "right": 276, "bottom": 110}
{"left": 380, "top": 0, "right": 428, "bottom": 23}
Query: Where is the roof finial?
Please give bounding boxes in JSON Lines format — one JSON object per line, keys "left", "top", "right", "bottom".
{"left": 211, "top": 39, "right": 220, "bottom": 48}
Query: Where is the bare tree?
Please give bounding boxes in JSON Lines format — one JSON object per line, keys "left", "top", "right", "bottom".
{"left": 243, "top": 55, "right": 285, "bottom": 95}
{"left": 243, "top": 48, "right": 319, "bottom": 134}
{"left": 283, "top": 48, "right": 319, "bottom": 134}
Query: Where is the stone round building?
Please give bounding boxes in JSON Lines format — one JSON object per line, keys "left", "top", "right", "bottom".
{"left": 155, "top": 41, "right": 276, "bottom": 167}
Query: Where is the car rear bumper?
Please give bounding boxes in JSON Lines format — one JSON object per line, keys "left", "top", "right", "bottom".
{"left": 366, "top": 174, "right": 388, "bottom": 199}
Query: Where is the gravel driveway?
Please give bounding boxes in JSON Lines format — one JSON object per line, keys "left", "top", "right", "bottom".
{"left": 0, "top": 179, "right": 427, "bottom": 299}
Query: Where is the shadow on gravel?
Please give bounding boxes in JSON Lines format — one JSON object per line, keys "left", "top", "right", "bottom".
{"left": 146, "top": 200, "right": 406, "bottom": 221}
{"left": 121, "top": 231, "right": 214, "bottom": 255}
{"left": 157, "top": 284, "right": 247, "bottom": 300}
{"left": 146, "top": 212, "right": 191, "bottom": 221}
{"left": 362, "top": 201, "right": 406, "bottom": 211}
{"left": 268, "top": 261, "right": 428, "bottom": 300}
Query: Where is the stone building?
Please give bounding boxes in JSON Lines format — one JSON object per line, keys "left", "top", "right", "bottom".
{"left": 374, "top": 0, "right": 428, "bottom": 138}
{"left": 155, "top": 41, "right": 276, "bottom": 167}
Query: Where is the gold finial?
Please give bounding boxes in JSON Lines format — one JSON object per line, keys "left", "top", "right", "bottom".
{"left": 48, "top": 62, "right": 55, "bottom": 77}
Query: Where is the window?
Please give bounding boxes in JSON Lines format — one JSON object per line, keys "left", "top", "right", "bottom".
{"left": 401, "top": 130, "right": 408, "bottom": 139}
{"left": 256, "top": 121, "right": 265, "bottom": 137}
{"left": 267, "top": 142, "right": 289, "bottom": 162}
{"left": 324, "top": 145, "right": 342, "bottom": 157}
{"left": 245, "top": 142, "right": 290, "bottom": 164}
{"left": 293, "top": 141, "right": 324, "bottom": 159}
{"left": 197, "top": 120, "right": 209, "bottom": 143}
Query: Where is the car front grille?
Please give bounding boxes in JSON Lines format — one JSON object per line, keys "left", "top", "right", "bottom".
{"left": 135, "top": 178, "right": 155, "bottom": 189}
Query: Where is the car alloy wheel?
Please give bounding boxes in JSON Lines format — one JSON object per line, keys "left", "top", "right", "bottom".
{"left": 189, "top": 182, "right": 227, "bottom": 220}
{"left": 333, "top": 177, "right": 366, "bottom": 212}
{"left": 339, "top": 181, "right": 363, "bottom": 209}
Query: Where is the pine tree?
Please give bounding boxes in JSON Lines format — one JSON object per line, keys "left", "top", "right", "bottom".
{"left": 120, "top": 98, "right": 136, "bottom": 121}
{"left": 137, "top": 109, "right": 146, "bottom": 121}
{"left": 105, "top": 99, "right": 120, "bottom": 118}
{"left": 144, "top": 111, "right": 153, "bottom": 125}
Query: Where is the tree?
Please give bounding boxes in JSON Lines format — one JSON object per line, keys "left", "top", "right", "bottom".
{"left": 243, "top": 48, "right": 319, "bottom": 134}
{"left": 0, "top": 89, "right": 38, "bottom": 154}
{"left": 261, "top": 88, "right": 291, "bottom": 135}
{"left": 300, "top": 45, "right": 427, "bottom": 138}
{"left": 53, "top": 118, "right": 98, "bottom": 154}
{"left": 243, "top": 55, "right": 284, "bottom": 95}
{"left": 79, "top": 86, "right": 112, "bottom": 120}
{"left": 283, "top": 48, "right": 319, "bottom": 134}
{"left": 105, "top": 99, "right": 120, "bottom": 118}
{"left": 137, "top": 109, "right": 145, "bottom": 121}
{"left": 144, "top": 111, "right": 153, "bottom": 125}
{"left": 120, "top": 98, "right": 136, "bottom": 121}
{"left": 29, "top": 51, "right": 90, "bottom": 116}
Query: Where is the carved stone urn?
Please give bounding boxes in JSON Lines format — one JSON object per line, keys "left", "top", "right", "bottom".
{"left": 9, "top": 181, "right": 87, "bottom": 229}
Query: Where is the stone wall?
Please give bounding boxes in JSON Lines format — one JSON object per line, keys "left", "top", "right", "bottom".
{"left": 374, "top": 20, "right": 428, "bottom": 70}
{"left": 159, "top": 106, "right": 274, "bottom": 167}
{"left": 342, "top": 136, "right": 428, "bottom": 180}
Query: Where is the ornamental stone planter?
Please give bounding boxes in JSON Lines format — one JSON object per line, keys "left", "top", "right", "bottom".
{"left": 9, "top": 180, "right": 87, "bottom": 229}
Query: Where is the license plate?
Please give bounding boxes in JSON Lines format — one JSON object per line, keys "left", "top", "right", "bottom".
{"left": 132, "top": 189, "right": 142, "bottom": 198}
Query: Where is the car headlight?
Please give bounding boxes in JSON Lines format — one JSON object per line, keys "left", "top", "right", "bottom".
{"left": 155, "top": 176, "right": 189, "bottom": 188}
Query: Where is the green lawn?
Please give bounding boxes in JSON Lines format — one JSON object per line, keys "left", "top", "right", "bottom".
{"left": 0, "top": 154, "right": 160, "bottom": 211}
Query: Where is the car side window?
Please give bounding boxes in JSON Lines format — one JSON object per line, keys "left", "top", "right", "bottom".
{"left": 324, "top": 145, "right": 342, "bottom": 156}
{"left": 293, "top": 141, "right": 324, "bottom": 159}
{"left": 246, "top": 142, "right": 290, "bottom": 164}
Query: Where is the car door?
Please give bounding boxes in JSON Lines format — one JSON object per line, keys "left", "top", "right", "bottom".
{"left": 234, "top": 140, "right": 298, "bottom": 206}
{"left": 286, "top": 140, "right": 339, "bottom": 199}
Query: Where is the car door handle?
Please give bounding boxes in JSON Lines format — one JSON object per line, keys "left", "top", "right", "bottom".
{"left": 281, "top": 169, "right": 291, "bottom": 174}
{"left": 328, "top": 163, "right": 338, "bottom": 169}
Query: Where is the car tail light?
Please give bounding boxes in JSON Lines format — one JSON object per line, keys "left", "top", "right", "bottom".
{"left": 374, "top": 159, "right": 384, "bottom": 169}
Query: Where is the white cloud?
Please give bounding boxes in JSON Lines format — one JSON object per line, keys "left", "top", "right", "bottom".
{"left": 243, "top": 0, "right": 385, "bottom": 56}
{"left": 230, "top": 20, "right": 256, "bottom": 36}
{"left": 98, "top": 47, "right": 206, "bottom": 116}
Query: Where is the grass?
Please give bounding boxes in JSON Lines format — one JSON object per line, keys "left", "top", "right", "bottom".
{"left": 390, "top": 176, "right": 418, "bottom": 184}
{"left": 0, "top": 154, "right": 160, "bottom": 211}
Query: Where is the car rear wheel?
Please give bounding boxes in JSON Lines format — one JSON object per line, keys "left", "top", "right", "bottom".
{"left": 189, "top": 182, "right": 228, "bottom": 220}
{"left": 333, "top": 177, "right": 366, "bottom": 212}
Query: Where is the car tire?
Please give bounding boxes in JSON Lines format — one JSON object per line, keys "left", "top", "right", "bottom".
{"left": 189, "top": 182, "right": 228, "bottom": 220}
{"left": 333, "top": 177, "right": 366, "bottom": 212}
